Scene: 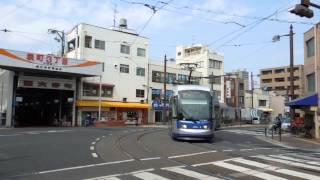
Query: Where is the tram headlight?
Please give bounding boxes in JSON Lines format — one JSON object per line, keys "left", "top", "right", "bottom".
{"left": 181, "top": 124, "right": 187, "bottom": 129}
{"left": 203, "top": 125, "right": 208, "bottom": 129}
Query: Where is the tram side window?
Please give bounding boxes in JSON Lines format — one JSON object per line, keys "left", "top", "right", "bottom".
{"left": 171, "top": 96, "right": 178, "bottom": 118}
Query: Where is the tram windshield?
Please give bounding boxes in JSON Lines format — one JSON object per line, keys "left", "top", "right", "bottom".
{"left": 178, "top": 90, "right": 212, "bottom": 120}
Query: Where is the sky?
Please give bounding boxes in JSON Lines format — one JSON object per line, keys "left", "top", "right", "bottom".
{"left": 0, "top": 0, "right": 319, "bottom": 78}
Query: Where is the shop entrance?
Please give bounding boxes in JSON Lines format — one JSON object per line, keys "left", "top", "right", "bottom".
{"left": 14, "top": 88, "right": 74, "bottom": 127}
{"left": 155, "top": 111, "right": 163, "bottom": 123}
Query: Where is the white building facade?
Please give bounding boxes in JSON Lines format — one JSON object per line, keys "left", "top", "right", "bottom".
{"left": 175, "top": 44, "right": 224, "bottom": 102}
{"left": 66, "top": 22, "right": 150, "bottom": 126}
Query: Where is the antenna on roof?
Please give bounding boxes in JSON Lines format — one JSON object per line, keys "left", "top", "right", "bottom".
{"left": 112, "top": 3, "right": 118, "bottom": 27}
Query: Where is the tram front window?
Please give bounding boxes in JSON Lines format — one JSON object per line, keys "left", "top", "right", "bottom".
{"left": 178, "top": 90, "right": 211, "bottom": 120}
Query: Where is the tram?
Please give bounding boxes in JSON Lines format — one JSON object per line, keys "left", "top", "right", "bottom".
{"left": 168, "top": 85, "right": 214, "bottom": 141}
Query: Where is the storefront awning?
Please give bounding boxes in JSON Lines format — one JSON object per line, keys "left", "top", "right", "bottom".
{"left": 285, "top": 93, "right": 318, "bottom": 107}
{"left": 76, "top": 100, "right": 150, "bottom": 109}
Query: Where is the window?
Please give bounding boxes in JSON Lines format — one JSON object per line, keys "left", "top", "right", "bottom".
{"left": 212, "top": 90, "right": 221, "bottom": 100}
{"left": 167, "top": 73, "right": 176, "bottom": 84}
{"left": 136, "top": 89, "right": 145, "bottom": 98}
{"left": 83, "top": 82, "right": 113, "bottom": 97}
{"left": 259, "top": 100, "right": 267, "bottom": 107}
{"left": 274, "top": 69, "right": 285, "bottom": 74}
{"left": 85, "top": 35, "right": 92, "bottom": 48}
{"left": 136, "top": 67, "right": 145, "bottom": 76}
{"left": 274, "top": 78, "right": 285, "bottom": 82}
{"left": 120, "top": 64, "right": 129, "bottom": 73}
{"left": 137, "top": 48, "right": 146, "bottom": 57}
{"left": 177, "top": 52, "right": 181, "bottom": 56}
{"left": 261, "top": 70, "right": 272, "bottom": 75}
{"left": 306, "top": 37, "right": 315, "bottom": 57}
{"left": 239, "top": 83, "right": 244, "bottom": 90}
{"left": 275, "top": 86, "right": 285, "bottom": 90}
{"left": 208, "top": 59, "right": 222, "bottom": 69}
{"left": 94, "top": 39, "right": 105, "bottom": 50}
{"left": 67, "top": 38, "right": 76, "bottom": 52}
{"left": 152, "top": 71, "right": 163, "bottom": 83}
{"left": 178, "top": 74, "right": 188, "bottom": 84}
{"left": 262, "top": 79, "right": 272, "bottom": 83}
{"left": 121, "top": 44, "right": 130, "bottom": 54}
{"left": 307, "top": 73, "right": 315, "bottom": 93}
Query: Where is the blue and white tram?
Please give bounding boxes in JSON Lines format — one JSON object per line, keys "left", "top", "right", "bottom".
{"left": 168, "top": 85, "right": 214, "bottom": 141}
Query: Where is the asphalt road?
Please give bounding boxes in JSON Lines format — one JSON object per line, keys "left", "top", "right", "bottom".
{"left": 0, "top": 127, "right": 319, "bottom": 180}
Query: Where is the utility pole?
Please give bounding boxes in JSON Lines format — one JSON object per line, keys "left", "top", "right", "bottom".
{"left": 251, "top": 72, "right": 254, "bottom": 108}
{"left": 289, "top": 24, "right": 295, "bottom": 119}
{"left": 48, "top": 29, "right": 65, "bottom": 57}
{"left": 163, "top": 55, "right": 167, "bottom": 123}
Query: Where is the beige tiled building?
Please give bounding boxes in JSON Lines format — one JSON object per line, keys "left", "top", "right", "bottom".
{"left": 260, "top": 65, "right": 304, "bottom": 99}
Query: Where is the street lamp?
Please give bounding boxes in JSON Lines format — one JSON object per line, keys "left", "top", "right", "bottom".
{"left": 48, "top": 29, "right": 65, "bottom": 57}
{"left": 290, "top": 0, "right": 320, "bottom": 18}
{"left": 272, "top": 25, "right": 295, "bottom": 119}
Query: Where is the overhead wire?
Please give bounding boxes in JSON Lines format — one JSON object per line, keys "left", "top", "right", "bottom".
{"left": 0, "top": 0, "right": 33, "bottom": 25}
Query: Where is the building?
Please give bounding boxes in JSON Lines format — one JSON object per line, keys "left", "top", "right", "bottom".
{"left": 66, "top": 21, "right": 150, "bottom": 126}
{"left": 231, "top": 69, "right": 249, "bottom": 91}
{"left": 0, "top": 49, "right": 103, "bottom": 127}
{"left": 175, "top": 44, "right": 224, "bottom": 102}
{"left": 244, "top": 89, "right": 285, "bottom": 120}
{"left": 260, "top": 65, "right": 304, "bottom": 99}
{"left": 148, "top": 60, "right": 202, "bottom": 123}
{"left": 224, "top": 74, "right": 245, "bottom": 108}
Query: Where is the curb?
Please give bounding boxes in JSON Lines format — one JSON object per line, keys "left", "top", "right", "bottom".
{"left": 255, "top": 136, "right": 320, "bottom": 152}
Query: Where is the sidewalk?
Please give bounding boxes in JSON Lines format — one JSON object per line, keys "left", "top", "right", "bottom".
{"left": 257, "top": 132, "right": 320, "bottom": 152}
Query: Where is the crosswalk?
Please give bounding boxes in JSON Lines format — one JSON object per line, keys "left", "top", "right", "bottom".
{"left": 85, "top": 152, "right": 320, "bottom": 180}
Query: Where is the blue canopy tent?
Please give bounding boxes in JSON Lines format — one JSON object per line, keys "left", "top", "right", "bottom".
{"left": 285, "top": 93, "right": 318, "bottom": 108}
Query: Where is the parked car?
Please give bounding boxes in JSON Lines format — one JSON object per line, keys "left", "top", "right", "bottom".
{"left": 252, "top": 117, "right": 260, "bottom": 124}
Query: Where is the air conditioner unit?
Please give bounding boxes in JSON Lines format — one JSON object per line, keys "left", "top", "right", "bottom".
{"left": 122, "top": 98, "right": 127, "bottom": 102}
{"left": 140, "top": 100, "right": 144, "bottom": 103}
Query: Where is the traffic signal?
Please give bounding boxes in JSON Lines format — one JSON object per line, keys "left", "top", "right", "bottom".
{"left": 290, "top": 4, "right": 314, "bottom": 18}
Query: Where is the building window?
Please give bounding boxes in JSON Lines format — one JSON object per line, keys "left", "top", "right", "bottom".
{"left": 67, "top": 38, "right": 76, "bottom": 52}
{"left": 259, "top": 100, "right": 267, "bottom": 107}
{"left": 208, "top": 59, "right": 222, "bottom": 69}
{"left": 306, "top": 37, "right": 315, "bottom": 57}
{"left": 262, "top": 79, "right": 272, "bottom": 83}
{"left": 167, "top": 73, "right": 176, "bottom": 84}
{"left": 83, "top": 82, "right": 113, "bottom": 97}
{"left": 136, "top": 67, "right": 145, "bottom": 76}
{"left": 137, "top": 48, "right": 146, "bottom": 57}
{"left": 177, "top": 52, "right": 181, "bottom": 56}
{"left": 85, "top": 35, "right": 92, "bottom": 48}
{"left": 121, "top": 44, "right": 130, "bottom": 54}
{"left": 212, "top": 90, "right": 221, "bottom": 100}
{"left": 274, "top": 78, "right": 285, "bottom": 82}
{"left": 136, "top": 89, "right": 145, "bottom": 98}
{"left": 261, "top": 70, "right": 272, "bottom": 75}
{"left": 94, "top": 39, "right": 105, "bottom": 50}
{"left": 120, "top": 64, "right": 129, "bottom": 73}
{"left": 178, "top": 74, "right": 188, "bottom": 84}
{"left": 274, "top": 69, "right": 285, "bottom": 74}
{"left": 307, "top": 73, "right": 315, "bottom": 93}
{"left": 275, "top": 86, "right": 285, "bottom": 90}
{"left": 152, "top": 71, "right": 164, "bottom": 83}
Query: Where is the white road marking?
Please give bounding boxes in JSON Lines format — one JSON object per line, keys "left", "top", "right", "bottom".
{"left": 222, "top": 150, "right": 233, "bottom": 152}
{"left": 253, "top": 147, "right": 272, "bottom": 150}
{"left": 168, "top": 150, "right": 217, "bottom": 159}
{"left": 102, "top": 136, "right": 106, "bottom": 138}
{"left": 90, "top": 146, "right": 94, "bottom": 151}
{"left": 211, "top": 161, "right": 288, "bottom": 180}
{"left": 96, "top": 138, "right": 100, "bottom": 141}
{"left": 255, "top": 155, "right": 320, "bottom": 171}
{"left": 289, "top": 153, "right": 320, "bottom": 161}
{"left": 37, "top": 159, "right": 135, "bottom": 174}
{"left": 162, "top": 166, "right": 221, "bottom": 180}
{"left": 133, "top": 171, "right": 170, "bottom": 180}
{"left": 0, "top": 134, "right": 21, "bottom": 137}
{"left": 84, "top": 169, "right": 154, "bottom": 180}
{"left": 91, "top": 142, "right": 96, "bottom": 145}
{"left": 109, "top": 134, "right": 112, "bottom": 136}
{"left": 240, "top": 148, "right": 253, "bottom": 151}
{"left": 270, "top": 154, "right": 320, "bottom": 166}
{"left": 92, "top": 153, "right": 98, "bottom": 158}
{"left": 232, "top": 158, "right": 320, "bottom": 180}
{"left": 140, "top": 157, "right": 161, "bottom": 161}
{"left": 47, "top": 130, "right": 57, "bottom": 133}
